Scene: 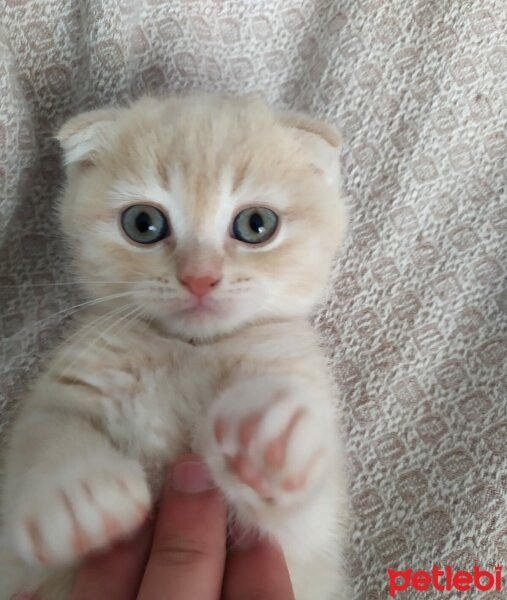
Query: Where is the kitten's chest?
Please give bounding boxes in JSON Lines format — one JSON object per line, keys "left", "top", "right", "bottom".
{"left": 100, "top": 339, "right": 219, "bottom": 463}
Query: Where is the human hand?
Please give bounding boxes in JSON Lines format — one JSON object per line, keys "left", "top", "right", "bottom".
{"left": 71, "top": 453, "right": 295, "bottom": 600}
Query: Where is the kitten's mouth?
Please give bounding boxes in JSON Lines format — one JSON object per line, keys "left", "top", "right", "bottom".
{"left": 177, "top": 297, "right": 227, "bottom": 318}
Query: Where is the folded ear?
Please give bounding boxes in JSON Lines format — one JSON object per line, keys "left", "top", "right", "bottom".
{"left": 56, "top": 107, "right": 124, "bottom": 166}
{"left": 279, "top": 111, "right": 343, "bottom": 183}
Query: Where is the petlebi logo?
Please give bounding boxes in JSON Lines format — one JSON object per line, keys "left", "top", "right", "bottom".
{"left": 387, "top": 565, "right": 503, "bottom": 597}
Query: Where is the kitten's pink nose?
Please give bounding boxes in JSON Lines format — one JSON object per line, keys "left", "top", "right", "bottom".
{"left": 180, "top": 275, "right": 221, "bottom": 297}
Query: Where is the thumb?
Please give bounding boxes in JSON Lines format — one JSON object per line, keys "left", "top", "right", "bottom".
{"left": 137, "top": 454, "right": 227, "bottom": 600}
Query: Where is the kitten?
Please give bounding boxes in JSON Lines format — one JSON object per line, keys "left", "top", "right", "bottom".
{"left": 0, "top": 93, "right": 349, "bottom": 600}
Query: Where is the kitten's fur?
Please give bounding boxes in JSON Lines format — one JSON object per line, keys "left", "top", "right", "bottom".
{"left": 0, "top": 94, "right": 349, "bottom": 599}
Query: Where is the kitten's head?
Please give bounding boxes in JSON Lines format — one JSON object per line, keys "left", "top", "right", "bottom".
{"left": 57, "top": 94, "right": 346, "bottom": 340}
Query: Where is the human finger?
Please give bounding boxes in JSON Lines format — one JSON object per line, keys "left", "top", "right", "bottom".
{"left": 137, "top": 454, "right": 227, "bottom": 600}
{"left": 222, "top": 529, "right": 295, "bottom": 600}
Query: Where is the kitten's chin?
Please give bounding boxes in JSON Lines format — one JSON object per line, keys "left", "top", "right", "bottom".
{"left": 148, "top": 299, "right": 263, "bottom": 342}
{"left": 159, "top": 316, "right": 246, "bottom": 342}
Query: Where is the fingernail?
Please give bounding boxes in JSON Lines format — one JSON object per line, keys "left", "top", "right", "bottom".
{"left": 171, "top": 460, "right": 214, "bottom": 494}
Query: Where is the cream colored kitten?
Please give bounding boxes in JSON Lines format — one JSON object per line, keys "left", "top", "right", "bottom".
{"left": 0, "top": 94, "right": 349, "bottom": 600}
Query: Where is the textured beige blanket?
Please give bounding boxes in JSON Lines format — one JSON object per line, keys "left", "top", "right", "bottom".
{"left": 1, "top": 1, "right": 506, "bottom": 598}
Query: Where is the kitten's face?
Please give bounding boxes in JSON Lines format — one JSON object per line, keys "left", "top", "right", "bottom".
{"left": 58, "top": 95, "right": 346, "bottom": 340}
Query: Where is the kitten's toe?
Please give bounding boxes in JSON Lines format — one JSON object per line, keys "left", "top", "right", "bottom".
{"left": 207, "top": 377, "right": 332, "bottom": 509}
{"left": 12, "top": 459, "right": 150, "bottom": 565}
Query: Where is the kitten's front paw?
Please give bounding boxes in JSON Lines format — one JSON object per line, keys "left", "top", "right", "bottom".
{"left": 206, "top": 378, "right": 333, "bottom": 512}
{"left": 11, "top": 458, "right": 150, "bottom": 565}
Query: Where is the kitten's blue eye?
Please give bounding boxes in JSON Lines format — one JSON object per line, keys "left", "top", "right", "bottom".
{"left": 121, "top": 205, "right": 170, "bottom": 245}
{"left": 232, "top": 207, "right": 279, "bottom": 245}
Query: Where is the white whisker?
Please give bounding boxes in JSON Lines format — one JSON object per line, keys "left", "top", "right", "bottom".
{"left": 46, "top": 303, "right": 137, "bottom": 377}
{"left": 53, "top": 303, "right": 142, "bottom": 380}
{"left": 0, "top": 281, "right": 138, "bottom": 288}
{"left": 110, "top": 304, "right": 148, "bottom": 345}
{"left": 5, "top": 291, "right": 147, "bottom": 340}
